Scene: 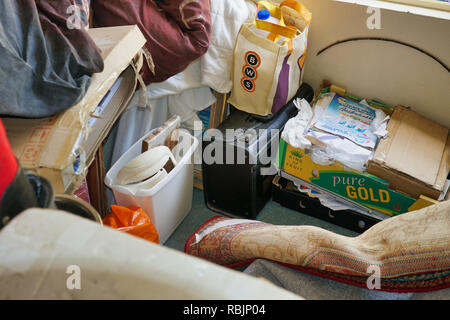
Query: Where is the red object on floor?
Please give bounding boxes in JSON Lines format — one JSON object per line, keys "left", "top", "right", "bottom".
{"left": 0, "top": 120, "right": 18, "bottom": 206}
{"left": 74, "top": 178, "right": 91, "bottom": 204}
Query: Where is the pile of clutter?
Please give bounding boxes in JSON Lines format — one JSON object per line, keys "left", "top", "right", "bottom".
{"left": 105, "top": 115, "right": 199, "bottom": 244}
{"left": 279, "top": 83, "right": 449, "bottom": 218}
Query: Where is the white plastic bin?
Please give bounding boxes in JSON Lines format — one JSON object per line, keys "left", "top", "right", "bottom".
{"left": 105, "top": 129, "right": 199, "bottom": 244}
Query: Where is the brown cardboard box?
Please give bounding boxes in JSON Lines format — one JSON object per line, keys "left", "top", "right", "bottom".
{"left": 367, "top": 105, "right": 450, "bottom": 200}
{"left": 3, "top": 26, "right": 146, "bottom": 193}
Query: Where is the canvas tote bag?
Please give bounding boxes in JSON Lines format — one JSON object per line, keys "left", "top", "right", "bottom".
{"left": 228, "top": 0, "right": 310, "bottom": 117}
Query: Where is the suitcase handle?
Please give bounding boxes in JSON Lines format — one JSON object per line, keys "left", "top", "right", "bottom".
{"left": 250, "top": 82, "right": 314, "bottom": 123}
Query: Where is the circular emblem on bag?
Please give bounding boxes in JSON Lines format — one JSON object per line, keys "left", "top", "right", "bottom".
{"left": 241, "top": 78, "right": 255, "bottom": 92}
{"left": 245, "top": 51, "right": 261, "bottom": 68}
{"left": 242, "top": 66, "right": 257, "bottom": 79}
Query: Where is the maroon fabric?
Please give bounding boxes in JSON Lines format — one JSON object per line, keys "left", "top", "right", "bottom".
{"left": 35, "top": 0, "right": 104, "bottom": 76}
{"left": 92, "top": 0, "right": 211, "bottom": 84}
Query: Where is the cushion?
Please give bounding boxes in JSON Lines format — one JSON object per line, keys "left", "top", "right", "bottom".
{"left": 185, "top": 200, "right": 450, "bottom": 292}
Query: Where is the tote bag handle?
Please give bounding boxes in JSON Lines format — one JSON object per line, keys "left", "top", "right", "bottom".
{"left": 254, "top": 1, "right": 297, "bottom": 41}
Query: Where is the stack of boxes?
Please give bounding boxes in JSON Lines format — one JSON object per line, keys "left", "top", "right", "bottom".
{"left": 276, "top": 82, "right": 449, "bottom": 229}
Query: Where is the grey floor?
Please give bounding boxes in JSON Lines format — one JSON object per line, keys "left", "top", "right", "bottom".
{"left": 164, "top": 187, "right": 357, "bottom": 250}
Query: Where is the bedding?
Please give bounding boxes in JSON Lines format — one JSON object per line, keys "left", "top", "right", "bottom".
{"left": 106, "top": 0, "right": 255, "bottom": 162}
{"left": 92, "top": 0, "right": 212, "bottom": 85}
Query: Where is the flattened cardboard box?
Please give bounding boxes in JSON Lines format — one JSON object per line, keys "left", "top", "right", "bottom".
{"left": 4, "top": 26, "right": 146, "bottom": 193}
{"left": 367, "top": 105, "right": 450, "bottom": 200}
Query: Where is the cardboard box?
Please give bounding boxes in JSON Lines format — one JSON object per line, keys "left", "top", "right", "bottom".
{"left": 278, "top": 139, "right": 419, "bottom": 217}
{"left": 278, "top": 87, "right": 448, "bottom": 217}
{"left": 367, "top": 105, "right": 450, "bottom": 200}
{"left": 3, "top": 26, "right": 146, "bottom": 193}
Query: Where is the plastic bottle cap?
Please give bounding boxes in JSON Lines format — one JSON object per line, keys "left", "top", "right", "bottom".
{"left": 257, "top": 10, "right": 270, "bottom": 20}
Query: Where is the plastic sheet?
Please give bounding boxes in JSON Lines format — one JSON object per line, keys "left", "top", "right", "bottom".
{"left": 103, "top": 205, "right": 159, "bottom": 244}
{"left": 306, "top": 131, "right": 374, "bottom": 172}
{"left": 281, "top": 98, "right": 313, "bottom": 149}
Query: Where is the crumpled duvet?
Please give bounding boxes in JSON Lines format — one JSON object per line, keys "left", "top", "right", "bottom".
{"left": 92, "top": 0, "right": 212, "bottom": 85}
{"left": 200, "top": 0, "right": 256, "bottom": 93}
{"left": 135, "top": 0, "right": 256, "bottom": 95}
{"left": 0, "top": 0, "right": 104, "bottom": 118}
{"left": 107, "top": 0, "right": 256, "bottom": 162}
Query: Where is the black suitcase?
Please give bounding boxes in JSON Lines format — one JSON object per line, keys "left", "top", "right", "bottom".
{"left": 272, "top": 176, "right": 384, "bottom": 233}
{"left": 202, "top": 83, "right": 314, "bottom": 219}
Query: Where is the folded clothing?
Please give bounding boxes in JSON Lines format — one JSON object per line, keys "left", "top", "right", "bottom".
{"left": 0, "top": 0, "right": 104, "bottom": 118}
{"left": 92, "top": 0, "right": 212, "bottom": 85}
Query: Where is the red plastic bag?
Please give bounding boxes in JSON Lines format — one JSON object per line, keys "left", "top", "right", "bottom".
{"left": 103, "top": 205, "right": 159, "bottom": 244}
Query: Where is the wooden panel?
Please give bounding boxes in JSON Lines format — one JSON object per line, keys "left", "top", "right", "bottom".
{"left": 86, "top": 146, "right": 108, "bottom": 217}
{"left": 195, "top": 91, "right": 229, "bottom": 190}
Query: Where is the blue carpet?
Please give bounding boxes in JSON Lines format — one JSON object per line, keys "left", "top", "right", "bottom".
{"left": 164, "top": 187, "right": 357, "bottom": 250}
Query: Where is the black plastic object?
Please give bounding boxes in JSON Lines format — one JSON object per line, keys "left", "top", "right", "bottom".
{"left": 272, "top": 176, "right": 382, "bottom": 233}
{"left": 54, "top": 194, "right": 103, "bottom": 223}
{"left": 0, "top": 168, "right": 39, "bottom": 228}
{"left": 0, "top": 168, "right": 102, "bottom": 229}
{"left": 27, "top": 172, "right": 54, "bottom": 209}
{"left": 202, "top": 83, "right": 315, "bottom": 219}
{"left": 250, "top": 82, "right": 315, "bottom": 123}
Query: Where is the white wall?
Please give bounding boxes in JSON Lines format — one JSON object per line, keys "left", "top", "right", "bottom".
{"left": 299, "top": 0, "right": 450, "bottom": 127}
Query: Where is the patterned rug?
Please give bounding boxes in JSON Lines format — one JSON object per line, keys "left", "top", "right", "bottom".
{"left": 185, "top": 200, "right": 450, "bottom": 293}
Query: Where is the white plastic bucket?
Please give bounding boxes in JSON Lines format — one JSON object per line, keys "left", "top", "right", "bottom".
{"left": 105, "top": 129, "right": 199, "bottom": 244}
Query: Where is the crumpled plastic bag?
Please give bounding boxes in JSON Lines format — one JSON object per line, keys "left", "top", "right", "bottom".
{"left": 103, "top": 205, "right": 159, "bottom": 244}
{"left": 281, "top": 98, "right": 313, "bottom": 149}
